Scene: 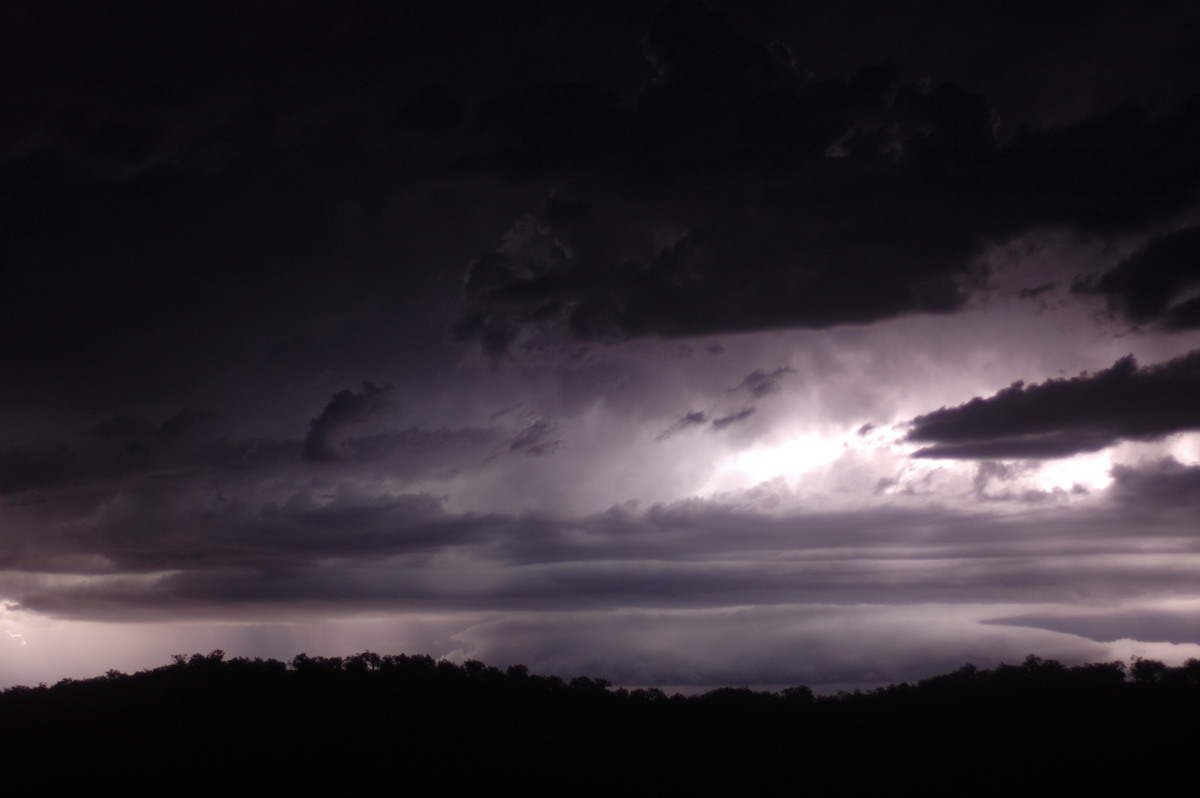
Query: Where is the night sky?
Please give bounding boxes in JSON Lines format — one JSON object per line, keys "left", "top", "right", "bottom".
{"left": 4, "top": 0, "right": 1200, "bottom": 692}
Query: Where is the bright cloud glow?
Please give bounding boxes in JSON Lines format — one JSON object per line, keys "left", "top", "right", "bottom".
{"left": 1034, "top": 452, "right": 1114, "bottom": 493}
{"left": 703, "top": 432, "right": 851, "bottom": 492}
{"left": 1169, "top": 433, "right": 1200, "bottom": 465}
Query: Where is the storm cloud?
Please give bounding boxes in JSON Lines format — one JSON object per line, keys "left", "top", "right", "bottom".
{"left": 907, "top": 351, "right": 1200, "bottom": 459}
{"left": 4, "top": 0, "right": 1200, "bottom": 693}
{"left": 302, "top": 382, "right": 396, "bottom": 462}
{"left": 452, "top": 3, "right": 1200, "bottom": 354}
{"left": 1081, "top": 226, "right": 1200, "bottom": 331}
{"left": 1109, "top": 458, "right": 1200, "bottom": 507}
{"left": 734, "top": 367, "right": 795, "bottom": 398}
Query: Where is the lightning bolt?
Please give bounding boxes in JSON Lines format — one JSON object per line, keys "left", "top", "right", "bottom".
{"left": 4, "top": 630, "right": 26, "bottom": 646}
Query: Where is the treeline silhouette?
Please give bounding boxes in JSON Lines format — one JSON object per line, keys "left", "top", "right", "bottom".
{"left": 3, "top": 652, "right": 1198, "bottom": 793}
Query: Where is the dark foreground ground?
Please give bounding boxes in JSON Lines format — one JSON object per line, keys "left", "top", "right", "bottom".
{"left": 1, "top": 652, "right": 1195, "bottom": 793}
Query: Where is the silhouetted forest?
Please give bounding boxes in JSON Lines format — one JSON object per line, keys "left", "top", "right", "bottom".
{"left": 3, "top": 652, "right": 1198, "bottom": 793}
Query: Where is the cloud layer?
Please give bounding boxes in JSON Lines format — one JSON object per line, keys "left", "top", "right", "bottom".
{"left": 907, "top": 351, "right": 1200, "bottom": 459}
{"left": 1083, "top": 226, "right": 1200, "bottom": 330}
{"left": 452, "top": 3, "right": 1200, "bottom": 354}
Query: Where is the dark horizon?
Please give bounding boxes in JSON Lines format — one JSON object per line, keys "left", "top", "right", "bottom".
{"left": 6, "top": 648, "right": 1199, "bottom": 792}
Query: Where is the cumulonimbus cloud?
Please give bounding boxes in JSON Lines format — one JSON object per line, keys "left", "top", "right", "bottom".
{"left": 733, "top": 367, "right": 795, "bottom": 398}
{"left": 302, "top": 382, "right": 396, "bottom": 462}
{"left": 451, "top": 3, "right": 1200, "bottom": 354}
{"left": 1077, "top": 226, "right": 1200, "bottom": 331}
{"left": 906, "top": 350, "right": 1200, "bottom": 459}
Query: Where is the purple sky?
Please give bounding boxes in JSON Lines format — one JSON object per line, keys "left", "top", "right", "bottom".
{"left": 3, "top": 0, "right": 1200, "bottom": 691}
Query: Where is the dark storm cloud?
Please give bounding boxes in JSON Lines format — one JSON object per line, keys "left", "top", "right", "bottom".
{"left": 0, "top": 407, "right": 496, "bottom": 514}
{"left": 1078, "top": 226, "right": 1200, "bottom": 330}
{"left": 907, "top": 351, "right": 1200, "bottom": 459}
{"left": 0, "top": 1, "right": 564, "bottom": 175}
{"left": 508, "top": 421, "right": 563, "bottom": 457}
{"left": 302, "top": 382, "right": 396, "bottom": 462}
{"left": 733, "top": 367, "right": 795, "bottom": 398}
{"left": 710, "top": 407, "right": 757, "bottom": 431}
{"left": 9, "top": 485, "right": 1200, "bottom": 622}
{"left": 1, "top": 1, "right": 580, "bottom": 405}
{"left": 340, "top": 427, "right": 499, "bottom": 470}
{"left": 7, "top": 0, "right": 1199, "bottom": 383}
{"left": 658, "top": 402, "right": 759, "bottom": 440}
{"left": 1109, "top": 458, "right": 1200, "bottom": 507}
{"left": 0, "top": 446, "right": 72, "bottom": 496}
{"left": 0, "top": 407, "right": 299, "bottom": 497}
{"left": 3, "top": 481, "right": 464, "bottom": 576}
{"left": 656, "top": 410, "right": 709, "bottom": 440}
{"left": 92, "top": 407, "right": 215, "bottom": 452}
{"left": 453, "top": 2, "right": 1200, "bottom": 353}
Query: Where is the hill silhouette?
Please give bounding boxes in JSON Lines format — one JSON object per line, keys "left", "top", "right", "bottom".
{"left": 2, "top": 651, "right": 1197, "bottom": 793}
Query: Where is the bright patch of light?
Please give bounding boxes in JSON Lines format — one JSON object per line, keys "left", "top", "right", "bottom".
{"left": 1168, "top": 432, "right": 1200, "bottom": 465}
{"left": 704, "top": 433, "right": 849, "bottom": 493}
{"left": 1034, "top": 451, "right": 1113, "bottom": 493}
{"left": 1, "top": 598, "right": 28, "bottom": 649}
